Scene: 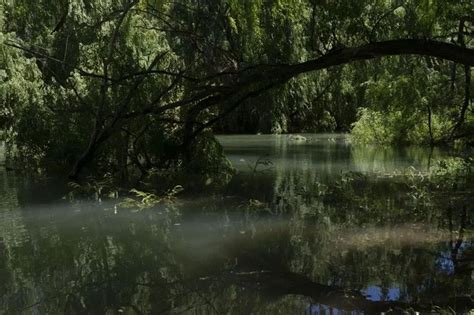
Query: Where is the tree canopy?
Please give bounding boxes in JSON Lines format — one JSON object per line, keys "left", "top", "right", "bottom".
{"left": 0, "top": 0, "right": 473, "bottom": 184}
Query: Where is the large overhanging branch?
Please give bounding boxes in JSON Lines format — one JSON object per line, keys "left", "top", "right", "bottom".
{"left": 181, "top": 39, "right": 474, "bottom": 115}
{"left": 13, "top": 36, "right": 467, "bottom": 178}
{"left": 184, "top": 39, "right": 474, "bottom": 90}
{"left": 183, "top": 39, "right": 474, "bottom": 140}
{"left": 282, "top": 39, "right": 474, "bottom": 79}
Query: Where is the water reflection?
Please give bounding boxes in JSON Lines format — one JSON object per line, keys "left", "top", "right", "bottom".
{"left": 0, "top": 135, "right": 473, "bottom": 314}
{"left": 217, "top": 134, "right": 445, "bottom": 176}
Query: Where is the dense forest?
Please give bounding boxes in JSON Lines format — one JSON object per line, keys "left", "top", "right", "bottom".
{"left": 0, "top": 0, "right": 473, "bottom": 189}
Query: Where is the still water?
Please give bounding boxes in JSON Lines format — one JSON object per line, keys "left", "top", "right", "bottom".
{"left": 0, "top": 134, "right": 472, "bottom": 314}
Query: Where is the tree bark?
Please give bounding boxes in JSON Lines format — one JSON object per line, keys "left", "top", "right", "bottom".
{"left": 284, "top": 39, "right": 474, "bottom": 79}
{"left": 449, "top": 19, "right": 472, "bottom": 139}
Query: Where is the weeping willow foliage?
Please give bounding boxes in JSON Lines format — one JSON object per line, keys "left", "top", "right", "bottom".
{"left": 351, "top": 54, "right": 473, "bottom": 145}
{"left": 0, "top": 0, "right": 473, "bottom": 187}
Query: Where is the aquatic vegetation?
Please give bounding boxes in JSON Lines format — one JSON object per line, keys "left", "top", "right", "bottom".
{"left": 67, "top": 173, "right": 118, "bottom": 201}
{"left": 118, "top": 185, "right": 184, "bottom": 212}
{"left": 0, "top": 136, "right": 473, "bottom": 314}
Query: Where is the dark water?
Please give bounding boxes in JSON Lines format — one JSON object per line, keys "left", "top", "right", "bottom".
{"left": 0, "top": 135, "right": 473, "bottom": 314}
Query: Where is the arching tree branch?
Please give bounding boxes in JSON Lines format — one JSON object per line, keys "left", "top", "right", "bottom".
{"left": 60, "top": 38, "right": 474, "bottom": 178}
{"left": 285, "top": 39, "right": 474, "bottom": 78}
{"left": 181, "top": 39, "right": 474, "bottom": 143}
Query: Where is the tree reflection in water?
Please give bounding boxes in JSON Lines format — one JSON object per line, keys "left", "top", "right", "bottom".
{"left": 0, "top": 136, "right": 473, "bottom": 314}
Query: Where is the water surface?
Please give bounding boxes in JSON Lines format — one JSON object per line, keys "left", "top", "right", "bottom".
{"left": 0, "top": 134, "right": 472, "bottom": 314}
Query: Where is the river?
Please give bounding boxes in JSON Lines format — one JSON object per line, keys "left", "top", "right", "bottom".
{"left": 0, "top": 134, "right": 472, "bottom": 314}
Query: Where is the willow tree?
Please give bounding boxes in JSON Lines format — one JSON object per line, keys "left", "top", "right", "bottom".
{"left": 0, "top": 0, "right": 473, "bottom": 183}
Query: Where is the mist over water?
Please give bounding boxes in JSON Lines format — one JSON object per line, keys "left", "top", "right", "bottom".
{"left": 0, "top": 135, "right": 472, "bottom": 314}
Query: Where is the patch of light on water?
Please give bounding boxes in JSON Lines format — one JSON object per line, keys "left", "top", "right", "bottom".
{"left": 307, "top": 303, "right": 365, "bottom": 315}
{"left": 216, "top": 133, "right": 449, "bottom": 177}
{"left": 361, "top": 286, "right": 401, "bottom": 302}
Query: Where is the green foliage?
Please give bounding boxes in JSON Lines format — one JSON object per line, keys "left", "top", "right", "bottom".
{"left": 0, "top": 0, "right": 473, "bottom": 190}
{"left": 67, "top": 173, "right": 118, "bottom": 201}
{"left": 181, "top": 134, "right": 235, "bottom": 191}
{"left": 351, "top": 108, "right": 395, "bottom": 144}
{"left": 430, "top": 157, "right": 474, "bottom": 190}
{"left": 118, "top": 185, "right": 183, "bottom": 211}
{"left": 351, "top": 56, "right": 473, "bottom": 145}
